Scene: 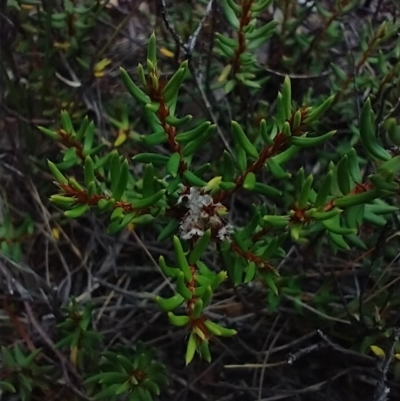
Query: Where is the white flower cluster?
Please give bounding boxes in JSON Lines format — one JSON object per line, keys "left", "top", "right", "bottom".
{"left": 177, "top": 186, "right": 234, "bottom": 241}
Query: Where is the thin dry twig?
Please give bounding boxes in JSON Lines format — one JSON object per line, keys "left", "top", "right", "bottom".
{"left": 373, "top": 328, "right": 400, "bottom": 401}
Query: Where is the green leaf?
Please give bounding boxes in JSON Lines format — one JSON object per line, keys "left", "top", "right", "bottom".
{"left": 18, "top": 374, "right": 31, "bottom": 395}
{"left": 142, "top": 164, "right": 155, "bottom": 198}
{"left": 377, "top": 155, "right": 400, "bottom": 178}
{"left": 93, "top": 384, "right": 121, "bottom": 400}
{"left": 215, "top": 33, "right": 238, "bottom": 48}
{"left": 156, "top": 294, "right": 185, "bottom": 312}
{"left": 22, "top": 348, "right": 41, "bottom": 368}
{"left": 115, "top": 381, "right": 131, "bottom": 395}
{"left": 334, "top": 189, "right": 381, "bottom": 208}
{"left": 120, "top": 68, "right": 151, "bottom": 105}
{"left": 165, "top": 114, "right": 192, "bottom": 128}
{"left": 84, "top": 156, "right": 95, "bottom": 188}
{"left": 347, "top": 148, "right": 362, "bottom": 183}
{"left": 158, "top": 255, "right": 180, "bottom": 278}
{"left": 162, "top": 62, "right": 188, "bottom": 103}
{"left": 360, "top": 98, "right": 391, "bottom": 161}
{"left": 83, "top": 121, "right": 95, "bottom": 155}
{"left": 131, "top": 214, "right": 155, "bottom": 225}
{"left": 132, "top": 153, "right": 169, "bottom": 165}
{"left": 232, "top": 121, "right": 259, "bottom": 159}
{"left": 259, "top": 119, "right": 274, "bottom": 145}
{"left": 263, "top": 215, "right": 290, "bottom": 228}
{"left": 266, "top": 158, "right": 291, "bottom": 179}
{"left": 221, "top": 0, "right": 240, "bottom": 29}
{"left": 185, "top": 333, "right": 197, "bottom": 365}
{"left": 239, "top": 212, "right": 260, "bottom": 239}
{"left": 329, "top": 232, "right": 350, "bottom": 250}
{"left": 201, "top": 285, "right": 213, "bottom": 307}
{"left": 264, "top": 272, "right": 279, "bottom": 295}
{"left": 13, "top": 345, "right": 26, "bottom": 366}
{"left": 158, "top": 220, "right": 179, "bottom": 241}
{"left": 282, "top": 76, "right": 292, "bottom": 120}
{"left": 48, "top": 160, "right": 68, "bottom": 185}
{"left": 183, "top": 171, "right": 207, "bottom": 187}
{"left": 176, "top": 272, "right": 193, "bottom": 300}
{"left": 330, "top": 63, "right": 347, "bottom": 81}
{"left": 321, "top": 215, "right": 356, "bottom": 235}
{"left": 336, "top": 155, "right": 351, "bottom": 195}
{"left": 189, "top": 229, "right": 211, "bottom": 264}
{"left": 173, "top": 236, "right": 192, "bottom": 281}
{"left": 271, "top": 145, "right": 300, "bottom": 165}
{"left": 38, "top": 126, "right": 58, "bottom": 139}
{"left": 192, "top": 298, "right": 204, "bottom": 319}
{"left": 252, "top": 182, "right": 282, "bottom": 197}
{"left": 224, "top": 79, "right": 236, "bottom": 94}
{"left": 246, "top": 19, "right": 277, "bottom": 41}
{"left": 203, "top": 320, "right": 237, "bottom": 337}
{"left": 109, "top": 151, "right": 121, "bottom": 192}
{"left": 225, "top": 0, "right": 241, "bottom": 13}
{"left": 166, "top": 153, "right": 181, "bottom": 178}
{"left": 76, "top": 116, "right": 89, "bottom": 140}
{"left": 298, "top": 175, "right": 313, "bottom": 209}
{"left": 244, "top": 262, "right": 256, "bottom": 283}
{"left": 143, "top": 378, "right": 160, "bottom": 395}
{"left": 147, "top": 32, "right": 157, "bottom": 65}
{"left": 131, "top": 189, "right": 166, "bottom": 209}
{"left": 64, "top": 204, "right": 89, "bottom": 218}
{"left": 0, "top": 381, "right": 16, "bottom": 393}
{"left": 112, "top": 159, "right": 129, "bottom": 201}
{"left": 315, "top": 171, "right": 333, "bottom": 207}
{"left": 306, "top": 208, "right": 342, "bottom": 221}
{"left": 243, "top": 172, "right": 256, "bottom": 190}
{"left": 61, "top": 110, "right": 74, "bottom": 133}
{"left": 251, "top": 0, "right": 273, "bottom": 13}
{"left": 176, "top": 121, "right": 212, "bottom": 144}
{"left": 289, "top": 131, "right": 336, "bottom": 147}
{"left": 385, "top": 117, "right": 400, "bottom": 146}
{"left": 116, "top": 354, "right": 135, "bottom": 373}
{"left": 304, "top": 95, "right": 335, "bottom": 124}
{"left": 182, "top": 125, "right": 215, "bottom": 157}
{"left": 168, "top": 312, "right": 190, "bottom": 327}
{"left": 141, "top": 131, "right": 168, "bottom": 146}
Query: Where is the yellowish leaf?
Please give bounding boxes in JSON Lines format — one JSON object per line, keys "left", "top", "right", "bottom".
{"left": 70, "top": 345, "right": 78, "bottom": 366}
{"left": 370, "top": 345, "right": 386, "bottom": 358}
{"left": 53, "top": 41, "right": 71, "bottom": 51}
{"left": 127, "top": 223, "right": 135, "bottom": 232}
{"left": 160, "top": 47, "right": 174, "bottom": 58}
{"left": 204, "top": 176, "right": 222, "bottom": 191}
{"left": 218, "top": 64, "right": 232, "bottom": 83}
{"left": 395, "top": 353, "right": 400, "bottom": 360}
{"left": 114, "top": 130, "right": 128, "bottom": 147}
{"left": 51, "top": 227, "right": 60, "bottom": 240}
{"left": 93, "top": 58, "right": 112, "bottom": 78}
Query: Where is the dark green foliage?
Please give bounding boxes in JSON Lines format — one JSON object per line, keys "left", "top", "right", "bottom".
{"left": 1, "top": 0, "right": 400, "bottom": 400}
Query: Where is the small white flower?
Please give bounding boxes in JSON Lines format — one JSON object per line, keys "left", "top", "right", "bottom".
{"left": 181, "top": 227, "right": 204, "bottom": 240}
{"left": 217, "top": 224, "right": 234, "bottom": 241}
{"left": 177, "top": 185, "right": 235, "bottom": 242}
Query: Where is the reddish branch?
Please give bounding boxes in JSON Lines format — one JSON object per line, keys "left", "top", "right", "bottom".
{"left": 186, "top": 265, "right": 211, "bottom": 341}
{"left": 57, "top": 129, "right": 85, "bottom": 160}
{"left": 215, "top": 108, "right": 309, "bottom": 203}
{"left": 231, "top": 0, "right": 254, "bottom": 75}
{"left": 231, "top": 241, "right": 274, "bottom": 271}
{"left": 146, "top": 71, "right": 187, "bottom": 173}
{"left": 59, "top": 183, "right": 149, "bottom": 214}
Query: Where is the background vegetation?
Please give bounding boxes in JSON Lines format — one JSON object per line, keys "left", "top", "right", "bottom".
{"left": 1, "top": 0, "right": 400, "bottom": 400}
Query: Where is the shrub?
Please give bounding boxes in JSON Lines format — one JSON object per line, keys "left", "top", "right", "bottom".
{"left": 1, "top": 0, "right": 400, "bottom": 400}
